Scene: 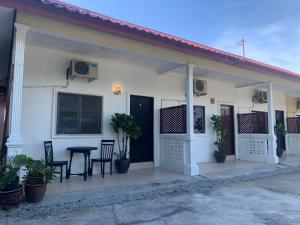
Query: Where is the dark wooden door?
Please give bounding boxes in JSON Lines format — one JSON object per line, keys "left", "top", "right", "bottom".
{"left": 275, "top": 110, "right": 286, "bottom": 150}
{"left": 220, "top": 105, "right": 235, "bottom": 155}
{"left": 130, "top": 95, "right": 154, "bottom": 163}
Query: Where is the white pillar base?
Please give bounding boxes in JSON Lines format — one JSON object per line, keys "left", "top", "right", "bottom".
{"left": 267, "top": 135, "right": 279, "bottom": 164}
{"left": 184, "top": 164, "right": 199, "bottom": 176}
{"left": 184, "top": 138, "right": 200, "bottom": 176}
{"left": 6, "top": 136, "right": 24, "bottom": 158}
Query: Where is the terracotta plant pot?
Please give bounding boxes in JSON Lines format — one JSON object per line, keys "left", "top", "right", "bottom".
{"left": 115, "top": 159, "right": 130, "bottom": 174}
{"left": 0, "top": 185, "right": 24, "bottom": 209}
{"left": 26, "top": 176, "right": 44, "bottom": 185}
{"left": 214, "top": 151, "right": 226, "bottom": 163}
{"left": 25, "top": 183, "right": 47, "bottom": 203}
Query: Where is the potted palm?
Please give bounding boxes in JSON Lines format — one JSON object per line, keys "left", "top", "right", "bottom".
{"left": 274, "top": 123, "right": 287, "bottom": 158}
{"left": 211, "top": 114, "right": 227, "bottom": 163}
{"left": 0, "top": 154, "right": 28, "bottom": 209}
{"left": 111, "top": 113, "right": 142, "bottom": 174}
{"left": 23, "top": 157, "right": 56, "bottom": 203}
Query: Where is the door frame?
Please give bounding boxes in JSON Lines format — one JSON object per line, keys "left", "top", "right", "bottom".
{"left": 218, "top": 101, "right": 238, "bottom": 159}
{"left": 126, "top": 92, "right": 155, "bottom": 169}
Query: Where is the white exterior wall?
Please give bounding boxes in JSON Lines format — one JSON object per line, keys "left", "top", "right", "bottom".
{"left": 21, "top": 44, "right": 287, "bottom": 174}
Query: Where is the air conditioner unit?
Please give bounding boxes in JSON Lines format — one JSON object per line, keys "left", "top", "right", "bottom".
{"left": 69, "top": 60, "right": 99, "bottom": 82}
{"left": 193, "top": 79, "right": 207, "bottom": 96}
{"left": 253, "top": 90, "right": 267, "bottom": 103}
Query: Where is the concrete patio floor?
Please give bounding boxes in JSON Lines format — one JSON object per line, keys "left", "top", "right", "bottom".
{"left": 46, "top": 153, "right": 300, "bottom": 195}
{"left": 46, "top": 168, "right": 187, "bottom": 195}
{"left": 199, "top": 153, "right": 300, "bottom": 179}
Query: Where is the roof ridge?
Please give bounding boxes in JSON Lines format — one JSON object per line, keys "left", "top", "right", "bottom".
{"left": 39, "top": 1, "right": 248, "bottom": 58}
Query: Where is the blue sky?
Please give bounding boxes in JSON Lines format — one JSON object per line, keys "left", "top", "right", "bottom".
{"left": 64, "top": 0, "right": 300, "bottom": 73}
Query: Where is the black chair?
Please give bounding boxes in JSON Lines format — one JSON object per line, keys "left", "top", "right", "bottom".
{"left": 90, "top": 140, "right": 115, "bottom": 178}
{"left": 44, "top": 141, "right": 68, "bottom": 183}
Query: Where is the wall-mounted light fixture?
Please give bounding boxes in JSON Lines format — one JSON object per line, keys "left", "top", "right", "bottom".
{"left": 112, "top": 84, "right": 122, "bottom": 95}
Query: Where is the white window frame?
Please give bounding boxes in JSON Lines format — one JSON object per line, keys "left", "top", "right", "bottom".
{"left": 193, "top": 105, "right": 206, "bottom": 134}
{"left": 52, "top": 88, "right": 104, "bottom": 139}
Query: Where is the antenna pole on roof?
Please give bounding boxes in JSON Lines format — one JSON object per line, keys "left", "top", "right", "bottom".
{"left": 237, "top": 38, "right": 246, "bottom": 58}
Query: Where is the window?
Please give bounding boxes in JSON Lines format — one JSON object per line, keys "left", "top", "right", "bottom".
{"left": 56, "top": 92, "right": 102, "bottom": 135}
{"left": 194, "top": 106, "right": 205, "bottom": 133}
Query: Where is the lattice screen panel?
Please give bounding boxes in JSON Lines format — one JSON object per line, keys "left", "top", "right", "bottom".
{"left": 160, "top": 105, "right": 187, "bottom": 134}
{"left": 238, "top": 112, "right": 268, "bottom": 134}
{"left": 287, "top": 117, "right": 300, "bottom": 133}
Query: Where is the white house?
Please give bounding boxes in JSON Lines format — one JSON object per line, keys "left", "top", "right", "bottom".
{"left": 1, "top": 0, "right": 300, "bottom": 177}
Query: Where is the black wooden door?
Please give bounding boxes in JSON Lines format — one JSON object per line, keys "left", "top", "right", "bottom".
{"left": 130, "top": 95, "right": 154, "bottom": 163}
{"left": 220, "top": 105, "right": 235, "bottom": 155}
{"left": 275, "top": 110, "right": 286, "bottom": 150}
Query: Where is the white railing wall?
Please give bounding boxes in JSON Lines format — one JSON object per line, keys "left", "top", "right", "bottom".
{"left": 286, "top": 134, "right": 300, "bottom": 155}
{"left": 160, "top": 134, "right": 187, "bottom": 174}
{"left": 238, "top": 134, "right": 268, "bottom": 162}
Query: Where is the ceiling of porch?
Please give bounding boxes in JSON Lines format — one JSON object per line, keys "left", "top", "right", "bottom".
{"left": 26, "top": 29, "right": 300, "bottom": 96}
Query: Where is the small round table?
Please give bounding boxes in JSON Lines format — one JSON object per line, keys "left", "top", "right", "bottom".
{"left": 66, "top": 146, "right": 97, "bottom": 181}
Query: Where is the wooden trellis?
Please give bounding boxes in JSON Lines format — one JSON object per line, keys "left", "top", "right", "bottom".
{"left": 286, "top": 117, "right": 300, "bottom": 133}
{"left": 238, "top": 112, "right": 268, "bottom": 134}
{"left": 160, "top": 105, "right": 186, "bottom": 134}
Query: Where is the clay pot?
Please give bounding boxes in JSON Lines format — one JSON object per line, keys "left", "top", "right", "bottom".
{"left": 0, "top": 185, "right": 24, "bottom": 209}
{"left": 24, "top": 176, "right": 47, "bottom": 203}
{"left": 24, "top": 183, "right": 47, "bottom": 203}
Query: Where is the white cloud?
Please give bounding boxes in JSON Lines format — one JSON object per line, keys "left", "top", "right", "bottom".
{"left": 210, "top": 23, "right": 300, "bottom": 73}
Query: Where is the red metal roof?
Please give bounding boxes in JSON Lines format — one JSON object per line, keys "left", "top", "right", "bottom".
{"left": 2, "top": 0, "right": 300, "bottom": 80}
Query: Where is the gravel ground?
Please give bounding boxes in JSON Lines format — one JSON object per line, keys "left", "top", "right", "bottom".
{"left": 0, "top": 164, "right": 299, "bottom": 218}
{"left": 2, "top": 172, "right": 300, "bottom": 225}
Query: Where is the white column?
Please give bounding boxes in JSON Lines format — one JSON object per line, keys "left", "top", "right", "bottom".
{"left": 186, "top": 63, "right": 194, "bottom": 137}
{"left": 184, "top": 63, "right": 199, "bottom": 176}
{"left": 6, "top": 24, "right": 29, "bottom": 158}
{"left": 266, "top": 81, "right": 279, "bottom": 163}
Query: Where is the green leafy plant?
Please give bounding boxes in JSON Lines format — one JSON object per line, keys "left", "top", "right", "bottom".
{"left": 274, "top": 122, "right": 287, "bottom": 157}
{"left": 7, "top": 154, "right": 56, "bottom": 184}
{"left": 211, "top": 114, "right": 227, "bottom": 152}
{"left": 274, "top": 123, "right": 287, "bottom": 137}
{"left": 0, "top": 164, "right": 18, "bottom": 190}
{"left": 24, "top": 159, "right": 56, "bottom": 184}
{"left": 0, "top": 145, "right": 7, "bottom": 174}
{"left": 0, "top": 154, "right": 28, "bottom": 190}
{"left": 111, "top": 113, "right": 142, "bottom": 160}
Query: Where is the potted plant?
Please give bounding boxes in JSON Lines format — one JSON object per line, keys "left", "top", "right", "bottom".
{"left": 0, "top": 154, "right": 28, "bottom": 209}
{"left": 111, "top": 113, "right": 142, "bottom": 174}
{"left": 22, "top": 158, "right": 56, "bottom": 203}
{"left": 274, "top": 123, "right": 287, "bottom": 158}
{"left": 211, "top": 114, "right": 227, "bottom": 163}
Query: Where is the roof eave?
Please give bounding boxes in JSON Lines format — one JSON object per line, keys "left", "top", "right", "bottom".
{"left": 1, "top": 0, "right": 300, "bottom": 81}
